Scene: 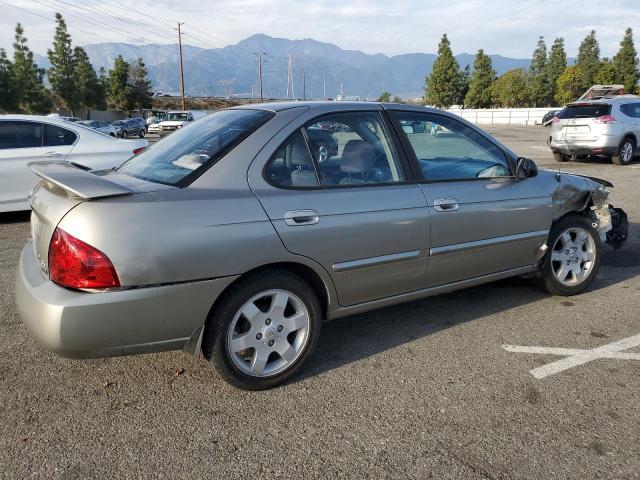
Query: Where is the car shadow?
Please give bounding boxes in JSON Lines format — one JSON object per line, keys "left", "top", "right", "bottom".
{"left": 297, "top": 221, "right": 640, "bottom": 383}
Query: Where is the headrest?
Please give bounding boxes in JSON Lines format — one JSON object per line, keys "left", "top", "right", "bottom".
{"left": 340, "top": 140, "right": 376, "bottom": 173}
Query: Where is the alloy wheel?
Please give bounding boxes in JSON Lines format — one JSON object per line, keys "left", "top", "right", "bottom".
{"left": 226, "top": 289, "right": 310, "bottom": 377}
{"left": 550, "top": 227, "right": 596, "bottom": 286}
{"left": 621, "top": 140, "right": 634, "bottom": 163}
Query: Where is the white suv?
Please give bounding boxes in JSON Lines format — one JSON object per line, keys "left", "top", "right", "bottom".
{"left": 549, "top": 95, "right": 640, "bottom": 165}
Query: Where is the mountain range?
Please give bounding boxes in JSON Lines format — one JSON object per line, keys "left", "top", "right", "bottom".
{"left": 34, "top": 34, "right": 534, "bottom": 100}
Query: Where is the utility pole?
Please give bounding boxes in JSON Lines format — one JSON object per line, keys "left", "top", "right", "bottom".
{"left": 254, "top": 52, "right": 266, "bottom": 102}
{"left": 177, "top": 22, "right": 186, "bottom": 110}
{"left": 301, "top": 68, "right": 306, "bottom": 101}
{"left": 322, "top": 66, "right": 327, "bottom": 100}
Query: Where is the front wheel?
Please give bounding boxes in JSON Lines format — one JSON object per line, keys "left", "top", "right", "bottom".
{"left": 204, "top": 270, "right": 321, "bottom": 390}
{"left": 139, "top": 129, "right": 145, "bottom": 138}
{"left": 121, "top": 130, "right": 128, "bottom": 139}
{"left": 535, "top": 214, "right": 601, "bottom": 296}
{"left": 553, "top": 152, "right": 568, "bottom": 162}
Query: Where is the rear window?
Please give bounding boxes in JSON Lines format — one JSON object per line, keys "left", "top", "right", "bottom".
{"left": 558, "top": 104, "right": 611, "bottom": 119}
{"left": 117, "top": 109, "right": 274, "bottom": 186}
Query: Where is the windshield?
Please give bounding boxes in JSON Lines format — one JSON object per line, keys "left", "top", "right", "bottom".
{"left": 166, "top": 112, "right": 188, "bottom": 121}
{"left": 117, "top": 109, "right": 273, "bottom": 186}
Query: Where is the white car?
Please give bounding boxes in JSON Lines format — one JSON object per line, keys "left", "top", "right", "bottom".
{"left": 0, "top": 115, "right": 148, "bottom": 212}
{"left": 78, "top": 120, "right": 118, "bottom": 137}
{"left": 156, "top": 111, "right": 195, "bottom": 136}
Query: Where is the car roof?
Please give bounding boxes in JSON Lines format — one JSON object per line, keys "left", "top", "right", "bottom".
{"left": 234, "top": 100, "right": 440, "bottom": 114}
{"left": 0, "top": 114, "right": 84, "bottom": 125}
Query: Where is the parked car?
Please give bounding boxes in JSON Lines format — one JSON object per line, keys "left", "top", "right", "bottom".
{"left": 541, "top": 109, "right": 560, "bottom": 127}
{"left": 549, "top": 95, "right": 640, "bottom": 165}
{"left": 78, "top": 120, "right": 118, "bottom": 137}
{"left": 16, "top": 102, "right": 628, "bottom": 390}
{"left": 156, "top": 111, "right": 195, "bottom": 136}
{"left": 306, "top": 127, "right": 338, "bottom": 162}
{"left": 127, "top": 117, "right": 148, "bottom": 134}
{"left": 61, "top": 116, "right": 81, "bottom": 123}
{"left": 111, "top": 119, "right": 145, "bottom": 139}
{"left": 0, "top": 114, "right": 147, "bottom": 212}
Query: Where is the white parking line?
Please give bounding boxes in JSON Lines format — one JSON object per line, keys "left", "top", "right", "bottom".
{"left": 502, "top": 333, "right": 640, "bottom": 379}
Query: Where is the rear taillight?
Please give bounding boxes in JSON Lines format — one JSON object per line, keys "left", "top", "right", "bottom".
{"left": 551, "top": 116, "right": 560, "bottom": 125}
{"left": 594, "top": 115, "right": 617, "bottom": 124}
{"left": 48, "top": 227, "right": 120, "bottom": 289}
{"left": 133, "top": 147, "right": 145, "bottom": 155}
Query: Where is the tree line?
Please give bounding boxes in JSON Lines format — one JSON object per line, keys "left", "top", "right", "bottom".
{"left": 422, "top": 29, "right": 639, "bottom": 109}
{"left": 0, "top": 13, "right": 153, "bottom": 117}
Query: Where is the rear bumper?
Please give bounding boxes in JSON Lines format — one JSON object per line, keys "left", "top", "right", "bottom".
{"left": 549, "top": 135, "right": 621, "bottom": 157}
{"left": 15, "top": 241, "right": 237, "bottom": 358}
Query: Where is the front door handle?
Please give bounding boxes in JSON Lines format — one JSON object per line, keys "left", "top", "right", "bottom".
{"left": 433, "top": 198, "right": 459, "bottom": 212}
{"left": 284, "top": 210, "right": 320, "bottom": 226}
{"left": 44, "top": 151, "right": 63, "bottom": 157}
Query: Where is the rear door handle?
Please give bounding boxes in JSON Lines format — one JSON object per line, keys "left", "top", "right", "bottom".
{"left": 44, "top": 151, "right": 63, "bottom": 157}
{"left": 284, "top": 210, "right": 320, "bottom": 226}
{"left": 433, "top": 198, "right": 459, "bottom": 212}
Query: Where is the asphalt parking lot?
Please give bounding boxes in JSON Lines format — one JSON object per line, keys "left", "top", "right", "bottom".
{"left": 1, "top": 125, "right": 639, "bottom": 479}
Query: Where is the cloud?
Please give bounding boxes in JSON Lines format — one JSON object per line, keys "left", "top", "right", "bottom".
{"left": 0, "top": 0, "right": 638, "bottom": 59}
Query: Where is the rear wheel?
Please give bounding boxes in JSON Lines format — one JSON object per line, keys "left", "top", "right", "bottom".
{"left": 535, "top": 214, "right": 601, "bottom": 296}
{"left": 139, "top": 129, "right": 145, "bottom": 138}
{"left": 612, "top": 137, "right": 635, "bottom": 165}
{"left": 122, "top": 130, "right": 128, "bottom": 139}
{"left": 203, "top": 269, "right": 321, "bottom": 390}
{"left": 109, "top": 133, "right": 115, "bottom": 137}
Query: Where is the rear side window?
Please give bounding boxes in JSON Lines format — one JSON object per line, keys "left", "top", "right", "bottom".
{"left": 620, "top": 103, "right": 640, "bottom": 118}
{"left": 265, "top": 130, "right": 319, "bottom": 188}
{"left": 118, "top": 109, "right": 274, "bottom": 186}
{"left": 0, "top": 121, "right": 43, "bottom": 149}
{"left": 558, "top": 104, "right": 611, "bottom": 119}
{"left": 44, "top": 124, "right": 77, "bottom": 146}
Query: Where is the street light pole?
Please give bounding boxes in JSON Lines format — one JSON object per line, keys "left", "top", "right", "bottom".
{"left": 254, "top": 52, "right": 266, "bottom": 102}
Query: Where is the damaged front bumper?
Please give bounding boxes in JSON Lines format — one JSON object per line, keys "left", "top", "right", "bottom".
{"left": 588, "top": 186, "right": 629, "bottom": 249}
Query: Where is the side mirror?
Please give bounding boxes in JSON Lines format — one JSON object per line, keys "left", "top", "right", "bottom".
{"left": 515, "top": 157, "right": 538, "bottom": 179}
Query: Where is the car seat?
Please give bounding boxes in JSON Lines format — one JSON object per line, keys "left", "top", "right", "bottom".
{"left": 338, "top": 140, "right": 376, "bottom": 184}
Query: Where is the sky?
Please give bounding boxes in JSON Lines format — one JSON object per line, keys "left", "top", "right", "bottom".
{"left": 0, "top": 0, "right": 639, "bottom": 59}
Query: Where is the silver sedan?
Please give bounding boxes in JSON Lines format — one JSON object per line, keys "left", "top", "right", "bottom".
{"left": 15, "top": 102, "right": 628, "bottom": 390}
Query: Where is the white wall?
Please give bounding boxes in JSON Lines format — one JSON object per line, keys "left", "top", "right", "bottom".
{"left": 447, "top": 107, "right": 554, "bottom": 126}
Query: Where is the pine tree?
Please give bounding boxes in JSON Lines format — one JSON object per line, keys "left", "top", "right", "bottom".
{"left": 377, "top": 91, "right": 391, "bottom": 102}
{"left": 547, "top": 38, "right": 567, "bottom": 105}
{"left": 528, "top": 36, "right": 550, "bottom": 106}
{"left": 12, "top": 23, "right": 51, "bottom": 113}
{"left": 107, "top": 55, "right": 134, "bottom": 113}
{"left": 0, "top": 49, "right": 17, "bottom": 112}
{"left": 459, "top": 64, "right": 471, "bottom": 105}
{"left": 74, "top": 47, "right": 103, "bottom": 118}
{"left": 555, "top": 65, "right": 583, "bottom": 105}
{"left": 47, "top": 13, "right": 78, "bottom": 115}
{"left": 612, "top": 28, "right": 639, "bottom": 93}
{"left": 491, "top": 69, "right": 529, "bottom": 107}
{"left": 128, "top": 57, "right": 153, "bottom": 113}
{"left": 576, "top": 30, "right": 600, "bottom": 91}
{"left": 464, "top": 49, "right": 495, "bottom": 108}
{"left": 424, "top": 34, "right": 463, "bottom": 108}
{"left": 96, "top": 67, "right": 108, "bottom": 110}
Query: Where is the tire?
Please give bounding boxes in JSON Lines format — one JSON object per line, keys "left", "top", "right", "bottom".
{"left": 139, "top": 129, "right": 145, "bottom": 138}
{"left": 535, "top": 214, "right": 601, "bottom": 296}
{"left": 109, "top": 133, "right": 115, "bottom": 137}
{"left": 203, "top": 269, "right": 322, "bottom": 390}
{"left": 122, "top": 130, "right": 128, "bottom": 139}
{"left": 611, "top": 136, "right": 635, "bottom": 165}
{"left": 553, "top": 152, "right": 568, "bottom": 162}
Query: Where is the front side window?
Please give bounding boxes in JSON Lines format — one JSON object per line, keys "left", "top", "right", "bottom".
{"left": 265, "top": 130, "right": 319, "bottom": 188}
{"left": 118, "top": 109, "right": 273, "bottom": 186}
{"left": 44, "top": 124, "right": 77, "bottom": 146}
{"left": 303, "top": 112, "right": 404, "bottom": 186}
{"left": 391, "top": 112, "right": 511, "bottom": 181}
{"left": 0, "top": 121, "right": 43, "bottom": 149}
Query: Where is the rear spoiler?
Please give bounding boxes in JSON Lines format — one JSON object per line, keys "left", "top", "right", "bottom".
{"left": 28, "top": 161, "right": 132, "bottom": 199}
